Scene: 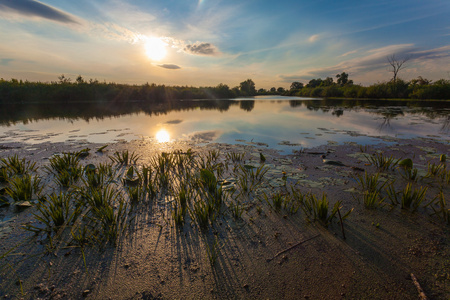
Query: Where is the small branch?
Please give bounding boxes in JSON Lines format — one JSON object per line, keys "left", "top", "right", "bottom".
{"left": 411, "top": 273, "right": 428, "bottom": 300}
{"left": 267, "top": 234, "right": 320, "bottom": 262}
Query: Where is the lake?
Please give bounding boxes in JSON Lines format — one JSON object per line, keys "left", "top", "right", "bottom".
{"left": 0, "top": 96, "right": 448, "bottom": 153}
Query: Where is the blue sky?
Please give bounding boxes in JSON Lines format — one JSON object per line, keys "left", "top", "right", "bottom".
{"left": 0, "top": 0, "right": 449, "bottom": 88}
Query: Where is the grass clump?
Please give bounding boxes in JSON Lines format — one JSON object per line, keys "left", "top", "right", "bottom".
{"left": 6, "top": 174, "right": 42, "bottom": 202}
{"left": 1, "top": 155, "right": 37, "bottom": 176}
{"left": 365, "top": 153, "right": 398, "bottom": 171}
{"left": 401, "top": 183, "right": 428, "bottom": 211}
{"left": 26, "top": 192, "right": 80, "bottom": 234}
{"left": 109, "top": 150, "right": 140, "bottom": 166}
{"left": 355, "top": 171, "right": 388, "bottom": 209}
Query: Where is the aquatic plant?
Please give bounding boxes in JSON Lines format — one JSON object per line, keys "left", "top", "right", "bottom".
{"left": 401, "top": 183, "right": 427, "bottom": 211}
{"left": 428, "top": 191, "right": 449, "bottom": 224}
{"left": 0, "top": 166, "right": 7, "bottom": 182}
{"left": 1, "top": 155, "right": 37, "bottom": 176}
{"left": 385, "top": 182, "right": 400, "bottom": 206}
{"left": 365, "top": 153, "right": 398, "bottom": 171}
{"left": 6, "top": 174, "right": 42, "bottom": 202}
{"left": 26, "top": 192, "right": 80, "bottom": 234}
{"left": 425, "top": 162, "right": 445, "bottom": 178}
{"left": 126, "top": 185, "right": 144, "bottom": 204}
{"left": 355, "top": 171, "right": 388, "bottom": 194}
{"left": 109, "top": 150, "right": 140, "bottom": 166}
{"left": 226, "top": 151, "right": 245, "bottom": 163}
{"left": 89, "top": 197, "right": 128, "bottom": 244}
{"left": 205, "top": 237, "right": 221, "bottom": 266}
{"left": 229, "top": 199, "right": 244, "bottom": 219}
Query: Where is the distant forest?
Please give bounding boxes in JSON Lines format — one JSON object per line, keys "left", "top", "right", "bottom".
{"left": 0, "top": 72, "right": 449, "bottom": 103}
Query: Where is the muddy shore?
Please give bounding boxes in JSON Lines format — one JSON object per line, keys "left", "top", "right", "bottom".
{"left": 0, "top": 137, "right": 449, "bottom": 299}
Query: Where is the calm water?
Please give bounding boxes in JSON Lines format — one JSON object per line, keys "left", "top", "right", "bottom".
{"left": 0, "top": 96, "right": 448, "bottom": 153}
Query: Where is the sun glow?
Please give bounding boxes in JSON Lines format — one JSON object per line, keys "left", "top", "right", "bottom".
{"left": 145, "top": 37, "right": 167, "bottom": 61}
{"left": 155, "top": 129, "right": 170, "bottom": 143}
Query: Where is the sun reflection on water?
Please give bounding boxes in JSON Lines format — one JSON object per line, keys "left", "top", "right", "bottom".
{"left": 155, "top": 129, "right": 170, "bottom": 143}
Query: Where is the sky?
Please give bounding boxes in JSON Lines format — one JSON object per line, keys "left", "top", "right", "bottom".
{"left": 0, "top": 0, "right": 449, "bottom": 89}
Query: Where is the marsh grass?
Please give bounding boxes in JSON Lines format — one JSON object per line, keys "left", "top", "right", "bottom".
{"left": 6, "top": 174, "right": 42, "bottom": 202}
{"left": 109, "top": 150, "right": 140, "bottom": 165}
{"left": 428, "top": 191, "right": 449, "bottom": 224}
{"left": 302, "top": 193, "right": 342, "bottom": 226}
{"left": 226, "top": 151, "right": 245, "bottom": 163}
{"left": 229, "top": 199, "right": 244, "bottom": 219}
{"left": 401, "top": 183, "right": 428, "bottom": 211}
{"left": 425, "top": 162, "right": 445, "bottom": 178}
{"left": 126, "top": 185, "right": 144, "bottom": 204}
{"left": 45, "top": 153, "right": 82, "bottom": 187}
{"left": 205, "top": 236, "right": 221, "bottom": 266}
{"left": 365, "top": 153, "right": 398, "bottom": 171}
{"left": 1, "top": 154, "right": 37, "bottom": 176}
{"left": 385, "top": 182, "right": 400, "bottom": 206}
{"left": 0, "top": 166, "right": 7, "bottom": 182}
{"left": 26, "top": 192, "right": 80, "bottom": 234}
{"left": 90, "top": 197, "right": 128, "bottom": 244}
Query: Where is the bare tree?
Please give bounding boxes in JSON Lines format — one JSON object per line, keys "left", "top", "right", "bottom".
{"left": 387, "top": 54, "right": 409, "bottom": 83}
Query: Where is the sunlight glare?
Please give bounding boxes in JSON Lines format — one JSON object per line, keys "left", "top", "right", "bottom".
{"left": 145, "top": 37, "right": 167, "bottom": 61}
{"left": 155, "top": 129, "right": 170, "bottom": 143}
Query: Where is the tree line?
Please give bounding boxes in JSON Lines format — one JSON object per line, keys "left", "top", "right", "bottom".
{"left": 0, "top": 70, "right": 449, "bottom": 103}
{"left": 263, "top": 72, "right": 450, "bottom": 100}
{"left": 0, "top": 76, "right": 260, "bottom": 104}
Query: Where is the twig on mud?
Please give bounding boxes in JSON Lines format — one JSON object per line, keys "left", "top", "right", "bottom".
{"left": 411, "top": 273, "right": 428, "bottom": 300}
{"left": 266, "top": 234, "right": 320, "bottom": 262}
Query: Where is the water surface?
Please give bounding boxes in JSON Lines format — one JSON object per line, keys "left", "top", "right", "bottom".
{"left": 0, "top": 97, "right": 448, "bottom": 153}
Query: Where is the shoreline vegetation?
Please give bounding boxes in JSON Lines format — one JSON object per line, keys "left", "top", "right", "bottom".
{"left": 1, "top": 73, "right": 450, "bottom": 104}
{"left": 0, "top": 138, "right": 449, "bottom": 299}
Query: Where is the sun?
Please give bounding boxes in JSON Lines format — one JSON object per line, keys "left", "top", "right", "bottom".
{"left": 145, "top": 37, "right": 167, "bottom": 61}
{"left": 155, "top": 129, "right": 170, "bottom": 143}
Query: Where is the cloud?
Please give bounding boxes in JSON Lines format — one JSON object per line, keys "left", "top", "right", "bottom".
{"left": 157, "top": 64, "right": 181, "bottom": 70}
{"left": 341, "top": 50, "right": 358, "bottom": 57}
{"left": 280, "top": 44, "right": 450, "bottom": 83}
{"left": 0, "top": 0, "right": 79, "bottom": 24}
{"left": 308, "top": 34, "right": 320, "bottom": 43}
{"left": 183, "top": 42, "right": 219, "bottom": 56}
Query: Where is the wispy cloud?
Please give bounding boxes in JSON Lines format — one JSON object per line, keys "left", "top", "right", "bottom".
{"left": 341, "top": 50, "right": 358, "bottom": 57}
{"left": 0, "top": 0, "right": 79, "bottom": 24}
{"left": 280, "top": 44, "right": 450, "bottom": 83}
{"left": 308, "top": 34, "right": 320, "bottom": 43}
{"left": 183, "top": 42, "right": 220, "bottom": 56}
{"left": 157, "top": 64, "right": 181, "bottom": 70}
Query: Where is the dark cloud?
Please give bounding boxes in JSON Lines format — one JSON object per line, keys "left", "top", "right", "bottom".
{"left": 0, "top": 58, "right": 14, "bottom": 66}
{"left": 157, "top": 64, "right": 181, "bottom": 70}
{"left": 0, "top": 0, "right": 79, "bottom": 24}
{"left": 184, "top": 42, "right": 219, "bottom": 56}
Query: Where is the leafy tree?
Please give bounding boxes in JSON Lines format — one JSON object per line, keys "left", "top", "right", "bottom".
{"left": 306, "top": 78, "right": 322, "bottom": 88}
{"left": 270, "top": 87, "right": 276, "bottom": 93}
{"left": 290, "top": 82, "right": 303, "bottom": 91}
{"left": 239, "top": 79, "right": 256, "bottom": 96}
{"left": 336, "top": 72, "right": 353, "bottom": 86}
{"left": 277, "top": 87, "right": 285, "bottom": 94}
{"left": 321, "top": 77, "right": 334, "bottom": 87}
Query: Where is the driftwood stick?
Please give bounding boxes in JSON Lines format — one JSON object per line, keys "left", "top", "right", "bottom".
{"left": 267, "top": 234, "right": 320, "bottom": 262}
{"left": 337, "top": 206, "right": 346, "bottom": 240}
{"left": 411, "top": 273, "right": 428, "bottom": 300}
